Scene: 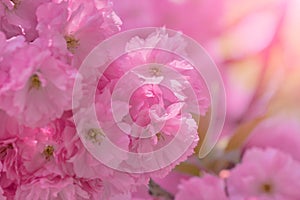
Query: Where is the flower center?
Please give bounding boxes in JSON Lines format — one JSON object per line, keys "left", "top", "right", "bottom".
{"left": 30, "top": 74, "right": 41, "bottom": 89}
{"left": 43, "top": 145, "right": 54, "bottom": 160}
{"left": 149, "top": 66, "right": 161, "bottom": 76}
{"left": 261, "top": 183, "right": 273, "bottom": 194}
{"left": 64, "top": 35, "right": 79, "bottom": 53}
{"left": 87, "top": 128, "right": 105, "bottom": 144}
{"left": 156, "top": 132, "right": 165, "bottom": 141}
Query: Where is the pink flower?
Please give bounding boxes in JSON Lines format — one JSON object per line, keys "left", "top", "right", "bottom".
{"left": 36, "top": 0, "right": 121, "bottom": 68}
{"left": 0, "top": 43, "right": 76, "bottom": 127}
{"left": 244, "top": 116, "right": 300, "bottom": 161}
{"left": 0, "top": 113, "right": 146, "bottom": 199}
{"left": 16, "top": 123, "right": 69, "bottom": 178}
{"left": 12, "top": 115, "right": 109, "bottom": 180}
{"left": 14, "top": 176, "right": 102, "bottom": 200}
{"left": 0, "top": 111, "right": 20, "bottom": 187}
{"left": 94, "top": 28, "right": 208, "bottom": 177}
{"left": 175, "top": 174, "right": 228, "bottom": 200}
{"left": 100, "top": 171, "right": 149, "bottom": 200}
{"left": 0, "top": 0, "right": 49, "bottom": 41}
{"left": 227, "top": 148, "right": 300, "bottom": 200}
{"left": 152, "top": 171, "right": 191, "bottom": 196}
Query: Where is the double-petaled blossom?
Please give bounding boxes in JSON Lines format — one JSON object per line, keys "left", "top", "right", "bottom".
{"left": 96, "top": 29, "right": 210, "bottom": 178}
{"left": 0, "top": 42, "right": 76, "bottom": 127}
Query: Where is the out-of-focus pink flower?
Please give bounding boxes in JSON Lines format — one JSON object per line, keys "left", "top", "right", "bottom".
{"left": 175, "top": 174, "right": 228, "bottom": 200}
{"left": 0, "top": 43, "right": 76, "bottom": 127}
{"left": 227, "top": 148, "right": 300, "bottom": 200}
{"left": 215, "top": 0, "right": 300, "bottom": 135}
{"left": 244, "top": 116, "right": 300, "bottom": 161}
{"left": 152, "top": 170, "right": 191, "bottom": 196}
{"left": 112, "top": 0, "right": 223, "bottom": 45}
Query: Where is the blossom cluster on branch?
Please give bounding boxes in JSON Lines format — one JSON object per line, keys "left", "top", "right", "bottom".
{"left": 1, "top": 0, "right": 300, "bottom": 199}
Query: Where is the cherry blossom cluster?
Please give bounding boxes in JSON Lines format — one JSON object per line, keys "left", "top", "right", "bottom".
{"left": 118, "top": 116, "right": 300, "bottom": 200}
{"left": 0, "top": 0, "right": 211, "bottom": 199}
{"left": 1, "top": 0, "right": 300, "bottom": 199}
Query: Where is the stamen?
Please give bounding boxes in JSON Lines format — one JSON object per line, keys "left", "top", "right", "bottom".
{"left": 43, "top": 145, "right": 54, "bottom": 160}
{"left": 64, "top": 35, "right": 79, "bottom": 53}
{"left": 87, "top": 128, "right": 105, "bottom": 144}
{"left": 261, "top": 183, "right": 273, "bottom": 194}
{"left": 30, "top": 74, "right": 41, "bottom": 89}
{"left": 149, "top": 66, "right": 161, "bottom": 76}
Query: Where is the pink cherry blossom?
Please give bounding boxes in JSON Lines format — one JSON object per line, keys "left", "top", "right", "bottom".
{"left": 0, "top": 43, "right": 76, "bottom": 127}
{"left": 2, "top": 1, "right": 298, "bottom": 199}
{"left": 95, "top": 28, "right": 208, "bottom": 177}
{"left": 227, "top": 148, "right": 300, "bottom": 200}
{"left": 112, "top": 0, "right": 223, "bottom": 45}
{"left": 175, "top": 174, "right": 228, "bottom": 200}
{"left": 14, "top": 176, "right": 102, "bottom": 200}
{"left": 244, "top": 116, "right": 300, "bottom": 161}
{"left": 0, "top": 0, "right": 50, "bottom": 41}
{"left": 36, "top": 0, "right": 121, "bottom": 68}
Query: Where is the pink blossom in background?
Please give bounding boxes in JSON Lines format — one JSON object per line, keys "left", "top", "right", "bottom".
{"left": 112, "top": 0, "right": 223, "bottom": 45}
{"left": 175, "top": 174, "right": 228, "bottom": 200}
{"left": 244, "top": 116, "right": 300, "bottom": 161}
{"left": 227, "top": 148, "right": 300, "bottom": 200}
{"left": 152, "top": 170, "right": 191, "bottom": 196}
{"left": 215, "top": 0, "right": 300, "bottom": 135}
